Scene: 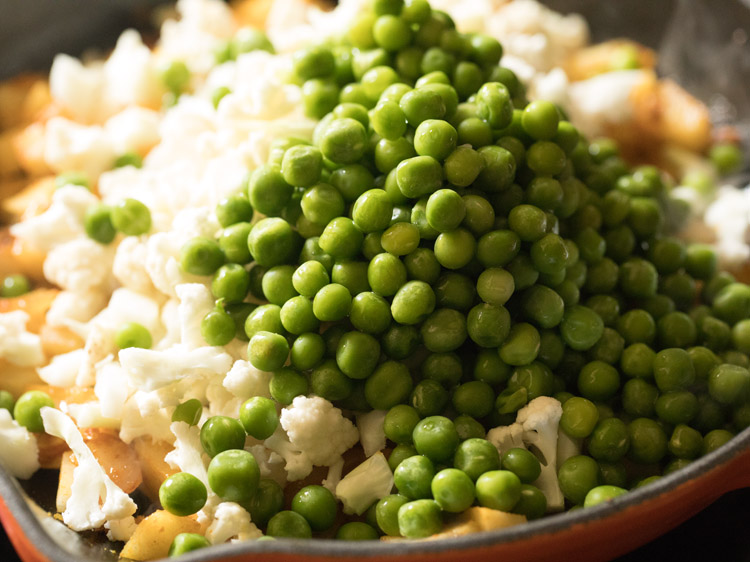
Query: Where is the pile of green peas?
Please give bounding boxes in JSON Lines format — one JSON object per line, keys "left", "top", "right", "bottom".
{"left": 161, "top": 0, "right": 750, "bottom": 547}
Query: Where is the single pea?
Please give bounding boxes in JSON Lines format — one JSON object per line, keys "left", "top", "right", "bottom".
{"left": 84, "top": 204, "right": 116, "bottom": 244}
{"left": 425, "top": 189, "right": 466, "bottom": 233}
{"left": 557, "top": 455, "right": 601, "bottom": 505}
{"left": 160, "top": 472, "right": 209, "bottom": 521}
{"left": 652, "top": 348, "right": 695, "bottom": 392}
{"left": 475, "top": 82, "right": 512, "bottom": 129}
{"left": 474, "top": 145, "right": 516, "bottom": 193}
{"left": 513, "top": 484, "right": 547, "bottom": 520}
{"left": 352, "top": 189, "right": 393, "bottom": 233}
{"left": 115, "top": 322, "right": 152, "bottom": 349}
{"left": 55, "top": 171, "right": 90, "bottom": 190}
{"left": 336, "top": 331, "right": 381, "bottom": 380}
{"left": 219, "top": 222, "right": 252, "bottom": 264}
{"left": 475, "top": 470, "right": 522, "bottom": 512}
{"left": 239, "top": 397, "right": 278, "bottom": 440}
{"left": 266, "top": 511, "right": 313, "bottom": 539}
{"left": 215, "top": 194, "right": 253, "bottom": 228}
{"left": 444, "top": 145, "right": 484, "bottom": 187}
{"left": 397, "top": 499, "right": 442, "bottom": 539}
{"left": 522, "top": 100, "right": 559, "bottom": 141}
{"left": 0, "top": 274, "right": 31, "bottom": 298}
{"left": 212, "top": 263, "right": 250, "bottom": 304}
{"left": 476, "top": 230, "right": 520, "bottom": 267}
{"left": 412, "top": 416, "right": 459, "bottom": 463}
{"left": 587, "top": 418, "right": 630, "bottom": 462}
{"left": 292, "top": 261, "right": 330, "bottom": 297}
{"left": 621, "top": 378, "right": 658, "bottom": 418}
{"left": 577, "top": 361, "right": 620, "bottom": 402}
{"left": 668, "top": 424, "right": 704, "bottom": 459}
{"left": 291, "top": 485, "right": 338, "bottom": 532}
{"left": 431, "top": 468, "right": 475, "bottom": 513}
{"left": 336, "top": 522, "right": 379, "bottom": 541}
{"left": 521, "top": 285, "right": 564, "bottom": 329}
{"left": 207, "top": 449, "right": 260, "bottom": 504}
{"left": 201, "top": 307, "right": 235, "bottom": 346}
{"left": 312, "top": 283, "right": 352, "bottom": 322}
{"left": 111, "top": 198, "right": 151, "bottom": 235}
{"left": 413, "top": 119, "right": 458, "bottom": 161}
{"left": 560, "top": 396, "right": 599, "bottom": 439}
{"left": 381, "top": 222, "right": 420, "bottom": 256}
{"left": 394, "top": 455, "right": 435, "bottom": 500}
{"left": 452, "top": 381, "right": 495, "bottom": 418}
{"left": 13, "top": 391, "right": 54, "bottom": 433}
{"left": 627, "top": 418, "right": 667, "bottom": 464}
{"left": 248, "top": 331, "right": 289, "bottom": 372}
{"left": 160, "top": 60, "right": 190, "bottom": 93}
{"left": 376, "top": 494, "right": 410, "bottom": 537}
{"left": 199, "top": 416, "right": 245, "bottom": 458}
{"left": 561, "top": 306, "right": 604, "bottom": 351}
{"left": 468, "top": 303, "right": 511, "bottom": 348}
{"left": 168, "top": 533, "right": 210, "bottom": 557}
{"left": 365, "top": 361, "right": 414, "bottom": 410}
{"left": 703, "top": 429, "right": 735, "bottom": 455}
{"left": 180, "top": 237, "right": 225, "bottom": 276}
{"left": 319, "top": 217, "right": 363, "bottom": 260}
{"left": 499, "top": 322, "right": 540, "bottom": 366}
{"left": 301, "top": 183, "right": 345, "bottom": 226}
{"left": 453, "top": 438, "right": 500, "bottom": 481}
{"left": 404, "top": 248, "right": 441, "bottom": 284}
{"left": 583, "top": 485, "right": 627, "bottom": 508}
{"left": 410, "top": 379, "right": 449, "bottom": 417}
{"left": 434, "top": 228, "right": 476, "bottom": 270}
{"left": 420, "top": 308, "right": 468, "bottom": 352}
{"left": 708, "top": 363, "right": 750, "bottom": 405}
{"left": 501, "top": 448, "right": 542, "bottom": 484}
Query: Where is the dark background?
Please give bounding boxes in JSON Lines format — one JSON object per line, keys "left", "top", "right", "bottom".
{"left": 1, "top": 0, "right": 749, "bottom": 560}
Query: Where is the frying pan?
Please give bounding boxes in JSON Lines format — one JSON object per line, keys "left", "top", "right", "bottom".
{"left": 0, "top": 1, "right": 749, "bottom": 560}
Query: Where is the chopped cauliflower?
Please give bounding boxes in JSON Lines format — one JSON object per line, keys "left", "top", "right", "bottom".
{"left": 335, "top": 452, "right": 394, "bottom": 515}
{"left": 41, "top": 407, "right": 136, "bottom": 532}
{"left": 356, "top": 410, "right": 387, "bottom": 458}
{"left": 165, "top": 421, "right": 210, "bottom": 486}
{"left": 10, "top": 185, "right": 98, "bottom": 253}
{"left": 49, "top": 55, "right": 106, "bottom": 124}
{"left": 119, "top": 344, "right": 233, "bottom": 392}
{"left": 43, "top": 237, "right": 116, "bottom": 293}
{"left": 176, "top": 283, "right": 215, "bottom": 349}
{"left": 43, "top": 117, "right": 117, "bottom": 178}
{"left": 280, "top": 396, "right": 359, "bottom": 467}
{"left": 38, "top": 349, "right": 85, "bottom": 387}
{"left": 112, "top": 237, "right": 156, "bottom": 295}
{"left": 0, "top": 410, "right": 40, "bottom": 479}
{"left": 0, "top": 311, "right": 44, "bottom": 367}
{"left": 487, "top": 422, "right": 526, "bottom": 454}
{"left": 264, "top": 426, "right": 313, "bottom": 482}
{"left": 205, "top": 502, "right": 262, "bottom": 544}
{"left": 45, "top": 289, "right": 108, "bottom": 333}
{"left": 223, "top": 360, "right": 272, "bottom": 400}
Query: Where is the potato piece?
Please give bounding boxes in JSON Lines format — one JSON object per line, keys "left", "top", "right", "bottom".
{"left": 76, "top": 428, "right": 143, "bottom": 494}
{"left": 39, "top": 323, "right": 84, "bottom": 356}
{"left": 0, "top": 228, "right": 46, "bottom": 283}
{"left": 36, "top": 432, "right": 69, "bottom": 469}
{"left": 232, "top": 0, "right": 274, "bottom": 28}
{"left": 0, "top": 361, "right": 45, "bottom": 400}
{"left": 0, "top": 288, "right": 59, "bottom": 332}
{"left": 120, "top": 510, "right": 203, "bottom": 561}
{"left": 629, "top": 73, "right": 712, "bottom": 154}
{"left": 428, "top": 507, "right": 527, "bottom": 539}
{"left": 564, "top": 39, "right": 656, "bottom": 81}
{"left": 0, "top": 74, "right": 47, "bottom": 130}
{"left": 56, "top": 451, "right": 76, "bottom": 513}
{"left": 12, "top": 122, "right": 51, "bottom": 177}
{"left": 132, "top": 437, "right": 177, "bottom": 502}
{"left": 0, "top": 129, "right": 23, "bottom": 179}
{"left": 1, "top": 176, "right": 56, "bottom": 222}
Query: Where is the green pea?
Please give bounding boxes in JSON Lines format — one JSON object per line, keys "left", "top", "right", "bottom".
{"left": 239, "top": 397, "right": 278, "bottom": 440}
{"left": 159, "top": 472, "right": 207, "bottom": 517}
{"left": 475, "top": 470, "right": 521, "bottom": 511}
{"left": 199, "top": 416, "right": 245, "bottom": 458}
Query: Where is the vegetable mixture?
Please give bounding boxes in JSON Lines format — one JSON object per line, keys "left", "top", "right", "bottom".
{"left": 0, "top": 0, "right": 747, "bottom": 559}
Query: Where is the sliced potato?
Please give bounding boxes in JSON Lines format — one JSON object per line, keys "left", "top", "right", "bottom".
{"left": 564, "top": 39, "right": 656, "bottom": 81}
{"left": 79, "top": 428, "right": 143, "bottom": 494}
{"left": 0, "top": 361, "right": 45, "bottom": 400}
{"left": 12, "top": 121, "right": 51, "bottom": 177}
{"left": 39, "top": 323, "right": 85, "bottom": 356}
{"left": 429, "top": 507, "right": 527, "bottom": 539}
{"left": 0, "top": 287, "right": 59, "bottom": 332}
{"left": 1, "top": 176, "right": 56, "bottom": 222}
{"left": 120, "top": 510, "right": 203, "bottom": 561}
{"left": 132, "top": 437, "right": 178, "bottom": 503}
{"left": 36, "top": 432, "right": 69, "bottom": 469}
{"left": 56, "top": 451, "right": 75, "bottom": 513}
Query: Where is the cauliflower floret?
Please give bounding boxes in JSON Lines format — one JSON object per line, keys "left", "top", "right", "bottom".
{"left": 43, "top": 117, "right": 117, "bottom": 178}
{"left": 246, "top": 443, "right": 287, "bottom": 487}
{"left": 41, "top": 407, "right": 136, "bottom": 532}
{"left": 223, "top": 360, "right": 272, "bottom": 400}
{"left": 487, "top": 397, "right": 565, "bottom": 512}
{"left": 105, "top": 107, "right": 161, "bottom": 156}
{"left": 119, "top": 344, "right": 233, "bottom": 392}
{"left": 94, "top": 358, "right": 131, "bottom": 420}
{"left": 321, "top": 458, "right": 344, "bottom": 494}
{"left": 0, "top": 311, "right": 44, "bottom": 367}
{"left": 264, "top": 426, "right": 313, "bottom": 482}
{"left": 118, "top": 390, "right": 175, "bottom": 444}
{"left": 280, "top": 396, "right": 359, "bottom": 467}
{"left": 205, "top": 502, "right": 262, "bottom": 544}
{"left": 46, "top": 289, "right": 108, "bottom": 333}
{"left": 103, "top": 29, "right": 163, "bottom": 111}
{"left": 486, "top": 422, "right": 526, "bottom": 455}
{"left": 517, "top": 397, "right": 565, "bottom": 512}
{"left": 43, "top": 237, "right": 116, "bottom": 293}
{"left": 356, "top": 410, "right": 386, "bottom": 458}
{"left": 112, "top": 237, "right": 156, "bottom": 295}
{"left": 165, "top": 421, "right": 209, "bottom": 486}
{"left": 49, "top": 54, "right": 105, "bottom": 124}
{"left": 176, "top": 283, "right": 215, "bottom": 349}
{"left": 10, "top": 185, "right": 99, "bottom": 253}
{"left": 335, "top": 452, "right": 394, "bottom": 515}
{"left": 38, "top": 349, "right": 85, "bottom": 387}
{"left": 0, "top": 409, "right": 39, "bottom": 479}
{"left": 64, "top": 401, "right": 119, "bottom": 430}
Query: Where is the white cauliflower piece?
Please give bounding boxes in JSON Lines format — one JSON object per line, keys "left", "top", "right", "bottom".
{"left": 118, "top": 390, "right": 175, "bottom": 444}
{"left": 112, "top": 237, "right": 157, "bottom": 295}
{"left": 176, "top": 283, "right": 215, "bottom": 349}
{"left": 105, "top": 107, "right": 161, "bottom": 156}
{"left": 516, "top": 396, "right": 565, "bottom": 512}
{"left": 46, "top": 289, "right": 108, "bottom": 333}
{"left": 205, "top": 502, "right": 262, "bottom": 544}
{"left": 246, "top": 444, "right": 287, "bottom": 487}
{"left": 10, "top": 185, "right": 98, "bottom": 253}
{"left": 38, "top": 349, "right": 84, "bottom": 387}
{"left": 486, "top": 422, "right": 526, "bottom": 455}
{"left": 264, "top": 426, "right": 313, "bottom": 482}
{"left": 44, "top": 237, "right": 115, "bottom": 293}
{"left": 105, "top": 516, "right": 138, "bottom": 542}
{"left": 119, "top": 344, "right": 233, "bottom": 392}
{"left": 280, "top": 396, "right": 359, "bottom": 467}
{"left": 43, "top": 117, "right": 117, "bottom": 178}
{"left": 94, "top": 358, "right": 131, "bottom": 420}
{"left": 64, "top": 402, "right": 119, "bottom": 430}
{"left": 335, "top": 452, "right": 393, "bottom": 515}
{"left": 223, "top": 360, "right": 272, "bottom": 400}
{"left": 206, "top": 378, "right": 241, "bottom": 418}
{"left": 41, "top": 407, "right": 136, "bottom": 531}
{"left": 165, "top": 421, "right": 209, "bottom": 486}
{"left": 49, "top": 54, "right": 106, "bottom": 124}
{"left": 103, "top": 29, "right": 163, "bottom": 112}
{"left": 322, "top": 458, "right": 344, "bottom": 494}
{"left": 159, "top": 299, "right": 182, "bottom": 349}
{"left": 0, "top": 311, "right": 44, "bottom": 367}
{"left": 0, "top": 409, "right": 39, "bottom": 479}
{"left": 356, "top": 410, "right": 386, "bottom": 458}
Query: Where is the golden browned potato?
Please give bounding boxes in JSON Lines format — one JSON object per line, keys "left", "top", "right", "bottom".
{"left": 0, "top": 227, "right": 47, "bottom": 282}
{"left": 428, "top": 507, "right": 527, "bottom": 539}
{"left": 56, "top": 452, "right": 76, "bottom": 513}
{"left": 80, "top": 428, "right": 143, "bottom": 494}
{"left": 1, "top": 176, "right": 56, "bottom": 222}
{"left": 0, "top": 287, "right": 59, "bottom": 331}
{"left": 39, "top": 324, "right": 85, "bottom": 357}
{"left": 132, "top": 437, "right": 178, "bottom": 502}
{"left": 120, "top": 510, "right": 203, "bottom": 561}
{"left": 563, "top": 39, "right": 656, "bottom": 81}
